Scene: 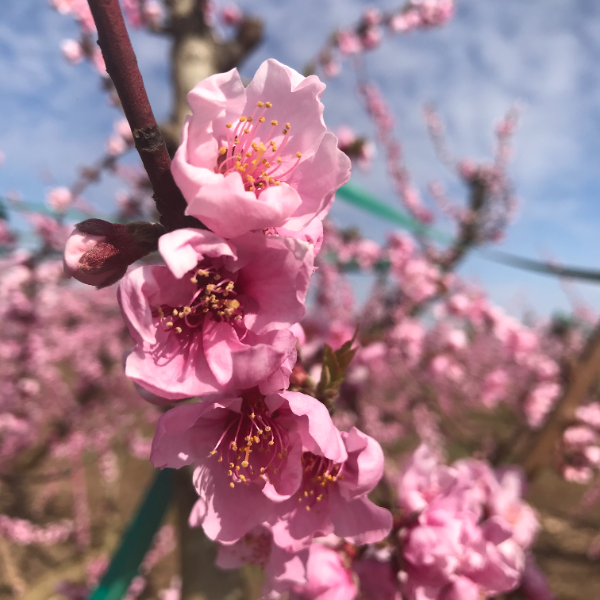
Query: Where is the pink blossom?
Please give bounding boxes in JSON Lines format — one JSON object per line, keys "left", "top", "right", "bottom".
{"left": 107, "top": 135, "right": 127, "bottom": 156}
{"left": 397, "top": 444, "right": 456, "bottom": 513}
{"left": 487, "top": 468, "right": 539, "bottom": 549}
{"left": 322, "top": 60, "right": 341, "bottom": 78}
{"left": 360, "top": 26, "right": 382, "bottom": 50}
{"left": 64, "top": 220, "right": 146, "bottom": 288}
{"left": 151, "top": 390, "right": 346, "bottom": 542}
{"left": 221, "top": 5, "right": 242, "bottom": 26}
{"left": 60, "top": 39, "right": 84, "bottom": 64}
{"left": 271, "top": 426, "right": 392, "bottom": 548}
{"left": 524, "top": 382, "right": 560, "bottom": 429}
{"left": 576, "top": 402, "right": 600, "bottom": 429}
{"left": 46, "top": 186, "right": 73, "bottom": 212}
{"left": 142, "top": 1, "right": 164, "bottom": 27}
{"left": 290, "top": 543, "right": 357, "bottom": 600}
{"left": 217, "top": 524, "right": 308, "bottom": 598}
{"left": 119, "top": 228, "right": 313, "bottom": 399}
{"left": 172, "top": 59, "right": 351, "bottom": 239}
{"left": 481, "top": 369, "right": 509, "bottom": 408}
{"left": 337, "top": 30, "right": 362, "bottom": 55}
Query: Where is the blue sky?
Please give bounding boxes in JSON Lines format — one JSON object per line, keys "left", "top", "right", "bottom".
{"left": 1, "top": 0, "right": 600, "bottom": 316}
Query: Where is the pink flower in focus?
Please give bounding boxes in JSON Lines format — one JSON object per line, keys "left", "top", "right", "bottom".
{"left": 172, "top": 59, "right": 351, "bottom": 239}
{"left": 151, "top": 390, "right": 346, "bottom": 542}
{"left": 290, "top": 543, "right": 357, "bottom": 600}
{"left": 271, "top": 426, "right": 392, "bottom": 548}
{"left": 217, "top": 524, "right": 308, "bottom": 598}
{"left": 65, "top": 220, "right": 161, "bottom": 288}
{"left": 119, "top": 228, "right": 313, "bottom": 399}
{"left": 60, "top": 39, "right": 84, "bottom": 64}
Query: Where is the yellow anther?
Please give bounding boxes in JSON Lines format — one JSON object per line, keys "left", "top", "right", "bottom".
{"left": 197, "top": 269, "right": 209, "bottom": 276}
{"left": 165, "top": 322, "right": 173, "bottom": 328}
{"left": 234, "top": 137, "right": 240, "bottom": 144}
{"left": 235, "top": 465, "right": 240, "bottom": 470}
{"left": 175, "top": 327, "right": 182, "bottom": 333}
{"left": 265, "top": 426, "right": 271, "bottom": 432}
{"left": 244, "top": 128, "right": 250, "bottom": 134}
{"left": 239, "top": 116, "right": 247, "bottom": 122}
{"left": 269, "top": 440, "right": 274, "bottom": 446}
{"left": 257, "top": 101, "right": 264, "bottom": 107}
{"left": 265, "top": 102, "right": 272, "bottom": 108}
{"left": 226, "top": 123, "right": 233, "bottom": 128}
{"left": 219, "top": 147, "right": 227, "bottom": 155}
{"left": 247, "top": 117, "right": 253, "bottom": 122}
{"left": 282, "top": 129, "right": 288, "bottom": 135}
{"left": 229, "top": 462, "right": 234, "bottom": 468}
{"left": 306, "top": 506, "right": 311, "bottom": 511}
{"left": 218, "top": 456, "right": 223, "bottom": 462}
{"left": 254, "top": 436, "right": 260, "bottom": 443}
{"left": 257, "top": 429, "right": 263, "bottom": 435}
{"left": 260, "top": 467, "right": 265, "bottom": 473}
{"left": 228, "top": 470, "right": 233, "bottom": 476}
{"left": 317, "top": 495, "right": 323, "bottom": 501}
{"left": 182, "top": 306, "right": 192, "bottom": 315}
{"left": 259, "top": 117, "right": 265, "bottom": 123}
{"left": 210, "top": 450, "right": 216, "bottom": 455}
{"left": 296, "top": 152, "right": 302, "bottom": 158}
{"left": 286, "top": 122, "right": 291, "bottom": 129}
{"left": 157, "top": 306, "right": 164, "bottom": 316}
{"left": 246, "top": 151, "right": 253, "bottom": 157}
{"left": 240, "top": 475, "right": 247, "bottom": 482}
{"left": 230, "top": 482, "right": 235, "bottom": 488}
{"left": 172, "top": 308, "right": 178, "bottom": 316}
{"left": 271, "top": 120, "right": 278, "bottom": 126}
{"left": 304, "top": 491, "right": 308, "bottom": 497}
{"left": 277, "top": 158, "right": 282, "bottom": 164}
{"left": 278, "top": 453, "right": 283, "bottom": 459}
{"left": 190, "top": 277, "right": 198, "bottom": 283}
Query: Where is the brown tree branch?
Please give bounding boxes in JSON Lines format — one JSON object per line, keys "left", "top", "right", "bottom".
{"left": 521, "top": 321, "right": 600, "bottom": 479}
{"left": 87, "top": 0, "right": 196, "bottom": 232}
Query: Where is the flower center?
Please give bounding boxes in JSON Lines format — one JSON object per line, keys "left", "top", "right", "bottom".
{"left": 153, "top": 262, "right": 243, "bottom": 335}
{"left": 216, "top": 100, "right": 302, "bottom": 194}
{"left": 296, "top": 452, "right": 344, "bottom": 511}
{"left": 208, "top": 397, "right": 290, "bottom": 488}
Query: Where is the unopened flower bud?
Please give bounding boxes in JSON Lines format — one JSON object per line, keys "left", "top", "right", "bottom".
{"left": 63, "top": 219, "right": 165, "bottom": 288}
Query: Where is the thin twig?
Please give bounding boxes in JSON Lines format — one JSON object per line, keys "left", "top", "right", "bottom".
{"left": 87, "top": 0, "right": 195, "bottom": 232}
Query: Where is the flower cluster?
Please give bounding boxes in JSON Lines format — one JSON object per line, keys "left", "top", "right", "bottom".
{"left": 112, "top": 59, "right": 391, "bottom": 597}
{"left": 286, "top": 445, "right": 547, "bottom": 600}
